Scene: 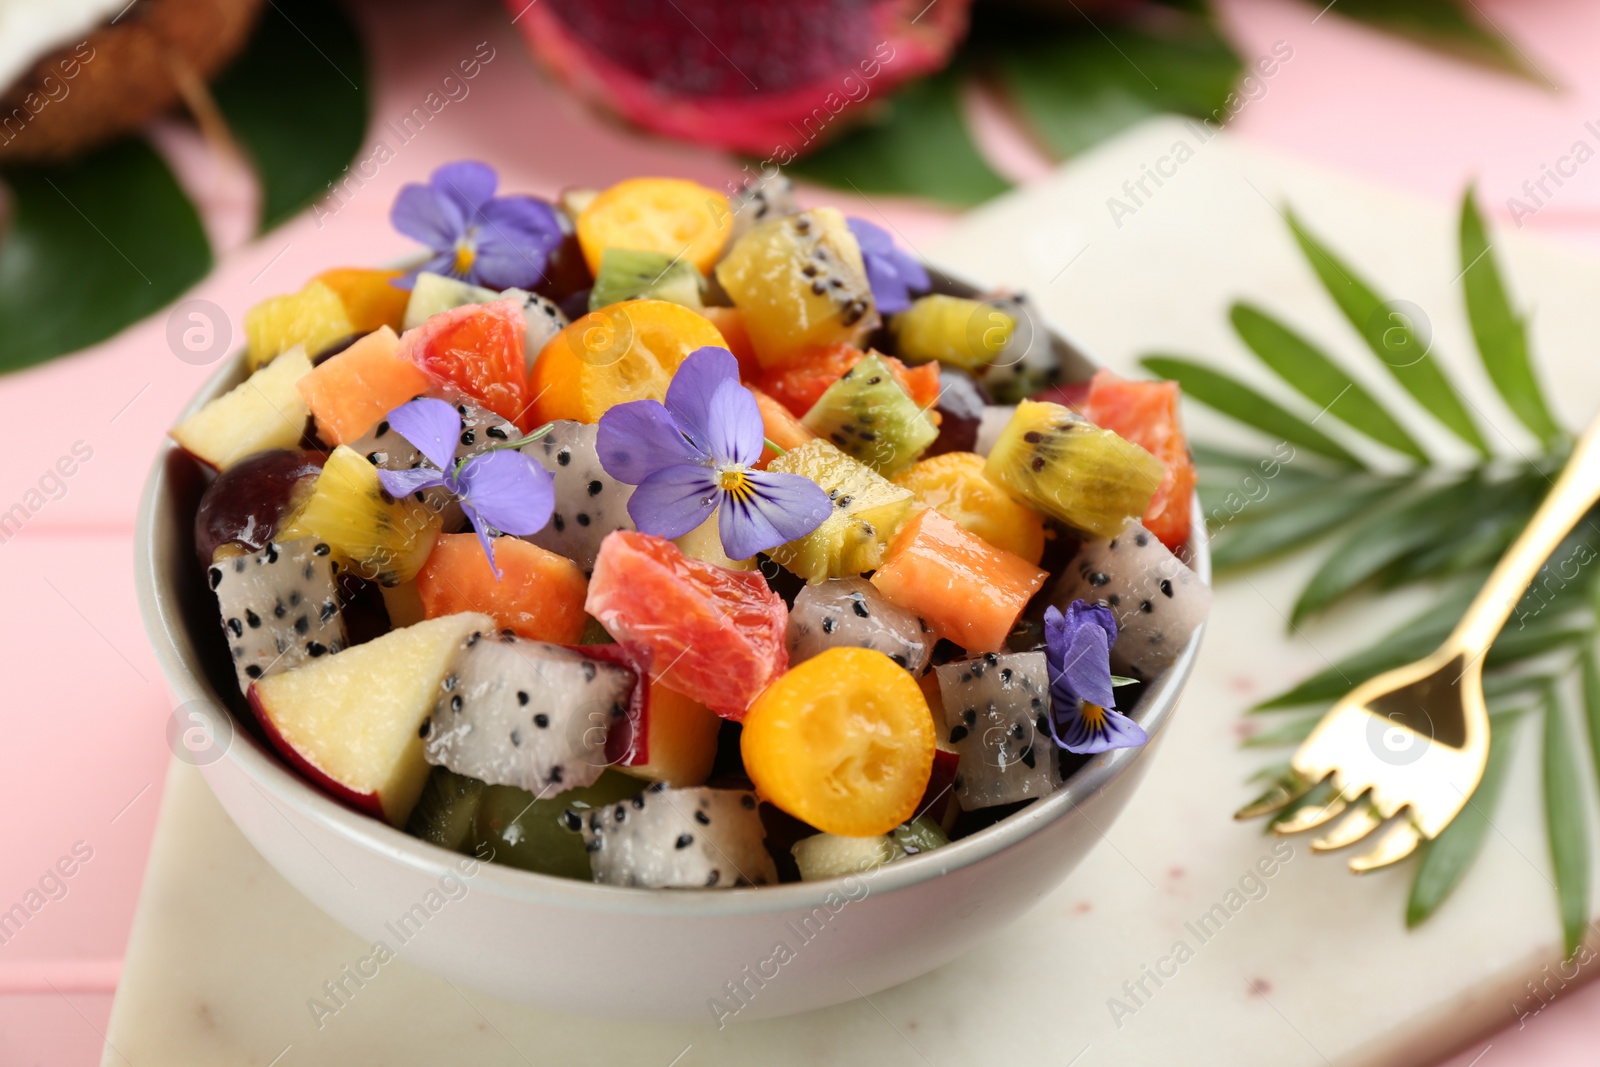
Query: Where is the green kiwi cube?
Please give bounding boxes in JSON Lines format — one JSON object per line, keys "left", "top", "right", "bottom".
{"left": 892, "top": 294, "right": 1015, "bottom": 371}
{"left": 765, "top": 439, "right": 914, "bottom": 583}
{"left": 406, "top": 767, "right": 487, "bottom": 853}
{"left": 983, "top": 399, "right": 1164, "bottom": 539}
{"left": 589, "top": 248, "right": 704, "bottom": 312}
{"left": 800, "top": 353, "right": 937, "bottom": 476}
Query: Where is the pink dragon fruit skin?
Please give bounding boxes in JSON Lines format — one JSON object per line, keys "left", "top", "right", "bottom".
{"left": 508, "top": 0, "right": 973, "bottom": 158}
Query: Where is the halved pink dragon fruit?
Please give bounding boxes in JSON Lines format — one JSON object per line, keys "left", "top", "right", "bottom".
{"left": 422, "top": 630, "right": 636, "bottom": 794}
{"left": 569, "top": 783, "right": 778, "bottom": 888}
{"left": 209, "top": 539, "right": 347, "bottom": 695}
{"left": 508, "top": 0, "right": 973, "bottom": 158}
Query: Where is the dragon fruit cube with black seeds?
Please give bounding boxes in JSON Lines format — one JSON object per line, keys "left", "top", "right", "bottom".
{"left": 786, "top": 576, "right": 932, "bottom": 672}
{"left": 422, "top": 631, "right": 637, "bottom": 794}
{"left": 1053, "top": 518, "right": 1210, "bottom": 681}
{"left": 520, "top": 420, "right": 634, "bottom": 574}
{"left": 568, "top": 784, "right": 777, "bottom": 888}
{"left": 209, "top": 539, "right": 346, "bottom": 696}
{"left": 934, "top": 651, "right": 1062, "bottom": 810}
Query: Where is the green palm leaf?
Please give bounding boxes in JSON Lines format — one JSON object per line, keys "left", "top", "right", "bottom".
{"left": 1287, "top": 210, "right": 1490, "bottom": 457}
{"left": 1459, "top": 188, "right": 1564, "bottom": 447}
{"left": 1543, "top": 684, "right": 1591, "bottom": 956}
{"left": 1230, "top": 302, "right": 1428, "bottom": 462}
{"left": 1140, "top": 356, "right": 1364, "bottom": 468}
{"left": 1291, "top": 473, "right": 1486, "bottom": 623}
{"left": 1408, "top": 710, "right": 1522, "bottom": 927}
{"left": 1209, "top": 478, "right": 1410, "bottom": 571}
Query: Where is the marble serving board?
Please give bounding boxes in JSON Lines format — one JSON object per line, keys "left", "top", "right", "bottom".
{"left": 102, "top": 119, "right": 1600, "bottom": 1067}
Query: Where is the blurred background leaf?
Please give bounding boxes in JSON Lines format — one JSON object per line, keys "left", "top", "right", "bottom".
{"left": 0, "top": 140, "right": 211, "bottom": 374}
{"left": 212, "top": 0, "right": 369, "bottom": 232}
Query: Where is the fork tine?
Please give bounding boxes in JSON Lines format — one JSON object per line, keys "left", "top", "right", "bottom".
{"left": 1272, "top": 792, "right": 1349, "bottom": 835}
{"left": 1234, "top": 771, "right": 1318, "bottom": 821}
{"left": 1311, "top": 800, "right": 1382, "bottom": 852}
{"left": 1348, "top": 820, "right": 1422, "bottom": 873}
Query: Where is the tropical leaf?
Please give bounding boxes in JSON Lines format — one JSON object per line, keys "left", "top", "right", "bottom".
{"left": 985, "top": 2, "right": 1241, "bottom": 159}
{"left": 1255, "top": 582, "right": 1479, "bottom": 710}
{"left": 1407, "top": 710, "right": 1522, "bottom": 927}
{"left": 1291, "top": 473, "right": 1485, "bottom": 622}
{"left": 0, "top": 139, "right": 211, "bottom": 374}
{"left": 1141, "top": 356, "right": 1365, "bottom": 467}
{"left": 1321, "top": 0, "right": 1553, "bottom": 87}
{"left": 1380, "top": 468, "right": 1545, "bottom": 586}
{"left": 212, "top": 0, "right": 369, "bottom": 232}
{"left": 1229, "top": 302, "right": 1428, "bottom": 462}
{"left": 785, "top": 67, "right": 1010, "bottom": 207}
{"left": 1543, "top": 684, "right": 1591, "bottom": 956}
{"left": 1209, "top": 477, "right": 1410, "bottom": 571}
{"left": 1286, "top": 210, "right": 1489, "bottom": 456}
{"left": 1241, "top": 712, "right": 1321, "bottom": 748}
{"left": 1459, "top": 188, "right": 1564, "bottom": 447}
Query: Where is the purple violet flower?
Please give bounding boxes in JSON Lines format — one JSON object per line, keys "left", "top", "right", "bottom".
{"left": 374, "top": 398, "right": 555, "bottom": 578}
{"left": 390, "top": 161, "right": 562, "bottom": 291}
{"left": 595, "top": 347, "right": 833, "bottom": 561}
{"left": 1044, "top": 601, "right": 1148, "bottom": 754}
{"left": 847, "top": 216, "right": 930, "bottom": 315}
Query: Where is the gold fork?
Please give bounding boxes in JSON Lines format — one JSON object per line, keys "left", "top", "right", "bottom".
{"left": 1236, "top": 415, "right": 1600, "bottom": 872}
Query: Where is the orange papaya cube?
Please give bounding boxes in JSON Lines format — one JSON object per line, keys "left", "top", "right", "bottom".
{"left": 870, "top": 507, "right": 1047, "bottom": 653}
{"left": 415, "top": 534, "right": 588, "bottom": 644}
{"left": 296, "top": 326, "right": 431, "bottom": 446}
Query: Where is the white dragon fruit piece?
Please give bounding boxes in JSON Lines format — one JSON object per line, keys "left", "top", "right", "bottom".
{"left": 935, "top": 651, "right": 1062, "bottom": 810}
{"left": 1053, "top": 518, "right": 1210, "bottom": 682}
{"left": 786, "top": 576, "right": 933, "bottom": 672}
{"left": 520, "top": 420, "right": 634, "bottom": 574}
{"left": 209, "top": 539, "right": 346, "bottom": 695}
{"left": 568, "top": 783, "right": 778, "bottom": 889}
{"left": 500, "top": 288, "right": 569, "bottom": 368}
{"left": 422, "top": 631, "right": 636, "bottom": 794}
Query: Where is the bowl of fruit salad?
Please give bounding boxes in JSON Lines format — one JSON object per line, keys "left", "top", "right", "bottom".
{"left": 136, "top": 165, "right": 1211, "bottom": 1021}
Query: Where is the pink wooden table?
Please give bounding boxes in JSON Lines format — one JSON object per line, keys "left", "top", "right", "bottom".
{"left": 4, "top": 0, "right": 1599, "bottom": 1061}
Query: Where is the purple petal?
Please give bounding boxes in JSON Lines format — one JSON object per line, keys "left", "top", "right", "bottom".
{"left": 847, "top": 216, "right": 894, "bottom": 256}
{"left": 847, "top": 216, "right": 928, "bottom": 316}
{"left": 468, "top": 196, "right": 562, "bottom": 290}
{"left": 717, "top": 470, "right": 833, "bottom": 561}
{"left": 627, "top": 465, "right": 720, "bottom": 541}
{"left": 596, "top": 400, "right": 706, "bottom": 485}
{"left": 387, "top": 398, "right": 462, "bottom": 471}
{"left": 430, "top": 161, "right": 498, "bottom": 219}
{"left": 377, "top": 466, "right": 449, "bottom": 498}
{"left": 1054, "top": 703, "right": 1148, "bottom": 754}
{"left": 391, "top": 183, "right": 466, "bottom": 253}
{"left": 460, "top": 501, "right": 505, "bottom": 580}
{"left": 664, "top": 347, "right": 742, "bottom": 449}
{"left": 393, "top": 251, "right": 461, "bottom": 291}
{"left": 702, "top": 379, "right": 764, "bottom": 469}
{"left": 1054, "top": 624, "right": 1116, "bottom": 710}
{"left": 455, "top": 450, "right": 555, "bottom": 536}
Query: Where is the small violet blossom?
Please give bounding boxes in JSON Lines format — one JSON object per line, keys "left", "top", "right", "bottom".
{"left": 1044, "top": 601, "right": 1148, "bottom": 754}
{"left": 390, "top": 161, "right": 562, "bottom": 291}
{"left": 374, "top": 398, "right": 555, "bottom": 578}
{"left": 847, "top": 216, "right": 929, "bottom": 315}
{"left": 595, "top": 347, "right": 832, "bottom": 561}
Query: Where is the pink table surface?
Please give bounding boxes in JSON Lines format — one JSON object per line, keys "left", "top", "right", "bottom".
{"left": 4, "top": 0, "right": 1600, "bottom": 1062}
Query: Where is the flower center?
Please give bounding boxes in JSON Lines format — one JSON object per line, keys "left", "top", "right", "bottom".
{"left": 452, "top": 237, "right": 477, "bottom": 276}
{"left": 719, "top": 467, "right": 755, "bottom": 502}
{"left": 1081, "top": 703, "right": 1107, "bottom": 729}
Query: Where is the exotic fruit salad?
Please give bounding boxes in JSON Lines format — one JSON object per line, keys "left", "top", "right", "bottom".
{"left": 171, "top": 162, "right": 1212, "bottom": 889}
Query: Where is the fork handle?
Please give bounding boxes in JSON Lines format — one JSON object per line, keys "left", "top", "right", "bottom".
{"left": 1451, "top": 414, "right": 1600, "bottom": 655}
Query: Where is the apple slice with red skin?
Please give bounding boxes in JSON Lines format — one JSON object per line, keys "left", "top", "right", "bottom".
{"left": 583, "top": 641, "right": 722, "bottom": 788}
{"left": 248, "top": 611, "right": 494, "bottom": 826}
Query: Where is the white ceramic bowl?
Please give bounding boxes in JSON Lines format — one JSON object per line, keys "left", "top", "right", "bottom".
{"left": 135, "top": 275, "right": 1208, "bottom": 1021}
